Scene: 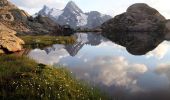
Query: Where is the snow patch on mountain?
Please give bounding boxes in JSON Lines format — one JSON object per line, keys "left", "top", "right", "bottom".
{"left": 50, "top": 9, "right": 63, "bottom": 20}
{"left": 77, "top": 13, "right": 88, "bottom": 26}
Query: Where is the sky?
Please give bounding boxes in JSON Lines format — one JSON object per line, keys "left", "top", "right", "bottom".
{"left": 9, "top": 0, "right": 170, "bottom": 18}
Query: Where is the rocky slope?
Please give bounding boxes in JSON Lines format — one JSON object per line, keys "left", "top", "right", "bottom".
{"left": 0, "top": 0, "right": 29, "bottom": 33}
{"left": 102, "top": 3, "right": 167, "bottom": 55}
{"left": 0, "top": 0, "right": 67, "bottom": 35}
{"left": 37, "top": 1, "right": 112, "bottom": 29}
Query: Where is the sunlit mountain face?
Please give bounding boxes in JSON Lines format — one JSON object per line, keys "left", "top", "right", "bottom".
{"left": 37, "top": 1, "right": 112, "bottom": 29}
{"left": 28, "top": 33, "right": 170, "bottom": 100}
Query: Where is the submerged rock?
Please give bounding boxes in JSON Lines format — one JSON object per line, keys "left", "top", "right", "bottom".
{"left": 102, "top": 3, "right": 167, "bottom": 55}
{"left": 0, "top": 23, "right": 24, "bottom": 53}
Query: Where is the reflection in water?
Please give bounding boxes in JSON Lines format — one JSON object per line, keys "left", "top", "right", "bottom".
{"left": 156, "top": 63, "right": 170, "bottom": 82}
{"left": 28, "top": 33, "right": 170, "bottom": 100}
{"left": 146, "top": 41, "right": 170, "bottom": 59}
{"left": 30, "top": 45, "right": 69, "bottom": 65}
{"left": 103, "top": 31, "right": 164, "bottom": 55}
{"left": 73, "top": 56, "right": 147, "bottom": 90}
{"left": 65, "top": 33, "right": 106, "bottom": 56}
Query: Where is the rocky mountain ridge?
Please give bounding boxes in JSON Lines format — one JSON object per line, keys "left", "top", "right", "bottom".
{"left": 0, "top": 0, "right": 69, "bottom": 35}
{"left": 38, "top": 1, "right": 112, "bottom": 29}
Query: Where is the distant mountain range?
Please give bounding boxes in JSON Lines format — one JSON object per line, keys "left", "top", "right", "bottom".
{"left": 37, "top": 1, "right": 112, "bottom": 29}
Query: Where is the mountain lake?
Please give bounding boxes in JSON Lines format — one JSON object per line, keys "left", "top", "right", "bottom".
{"left": 28, "top": 32, "right": 170, "bottom": 100}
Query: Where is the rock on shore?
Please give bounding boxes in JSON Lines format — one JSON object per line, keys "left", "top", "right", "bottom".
{"left": 0, "top": 23, "right": 24, "bottom": 53}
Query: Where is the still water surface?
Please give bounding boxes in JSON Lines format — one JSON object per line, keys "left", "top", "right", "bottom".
{"left": 28, "top": 33, "right": 170, "bottom": 100}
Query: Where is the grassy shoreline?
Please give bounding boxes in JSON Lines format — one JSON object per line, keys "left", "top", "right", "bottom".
{"left": 19, "top": 35, "right": 76, "bottom": 49}
{"left": 0, "top": 35, "right": 108, "bottom": 99}
{"left": 0, "top": 55, "right": 107, "bottom": 100}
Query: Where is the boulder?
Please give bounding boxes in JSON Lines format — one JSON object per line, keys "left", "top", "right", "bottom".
{"left": 102, "top": 3, "right": 166, "bottom": 55}
{"left": 102, "top": 3, "right": 165, "bottom": 32}
{"left": 0, "top": 23, "right": 24, "bottom": 53}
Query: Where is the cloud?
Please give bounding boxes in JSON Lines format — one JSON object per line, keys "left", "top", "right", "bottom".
{"left": 146, "top": 41, "right": 170, "bottom": 59}
{"left": 8, "top": 0, "right": 170, "bottom": 18}
{"left": 155, "top": 63, "right": 170, "bottom": 87}
{"left": 87, "top": 0, "right": 170, "bottom": 17}
{"left": 72, "top": 56, "right": 148, "bottom": 92}
{"left": 9, "top": 0, "right": 66, "bottom": 14}
{"left": 10, "top": 0, "right": 66, "bottom": 8}
{"left": 91, "top": 56, "right": 147, "bottom": 87}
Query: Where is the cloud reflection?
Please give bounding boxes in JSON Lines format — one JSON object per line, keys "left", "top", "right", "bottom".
{"left": 28, "top": 45, "right": 69, "bottom": 65}
{"left": 72, "top": 56, "right": 148, "bottom": 92}
{"left": 155, "top": 63, "right": 170, "bottom": 80}
{"left": 146, "top": 41, "right": 170, "bottom": 59}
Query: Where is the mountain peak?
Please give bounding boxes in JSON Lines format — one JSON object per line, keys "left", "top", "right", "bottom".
{"left": 64, "top": 1, "right": 83, "bottom": 13}
{"left": 37, "top": 1, "right": 112, "bottom": 29}
{"left": 42, "top": 5, "right": 50, "bottom": 10}
{"left": 67, "top": 1, "right": 76, "bottom": 5}
{"left": 39, "top": 5, "right": 51, "bottom": 15}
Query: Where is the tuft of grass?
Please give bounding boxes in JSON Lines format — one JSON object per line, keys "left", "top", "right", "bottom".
{"left": 19, "top": 35, "right": 76, "bottom": 49}
{"left": 0, "top": 55, "right": 107, "bottom": 100}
